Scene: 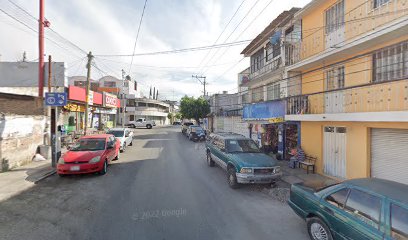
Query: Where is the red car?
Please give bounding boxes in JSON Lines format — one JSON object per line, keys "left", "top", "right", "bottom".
{"left": 57, "top": 134, "right": 120, "bottom": 176}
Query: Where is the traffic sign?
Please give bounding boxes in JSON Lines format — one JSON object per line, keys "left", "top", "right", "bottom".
{"left": 45, "top": 92, "right": 67, "bottom": 106}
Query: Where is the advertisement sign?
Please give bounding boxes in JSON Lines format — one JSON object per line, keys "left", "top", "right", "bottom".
{"left": 103, "top": 92, "right": 118, "bottom": 108}
{"left": 243, "top": 100, "right": 285, "bottom": 120}
{"left": 88, "top": 91, "right": 94, "bottom": 105}
{"left": 64, "top": 103, "right": 85, "bottom": 112}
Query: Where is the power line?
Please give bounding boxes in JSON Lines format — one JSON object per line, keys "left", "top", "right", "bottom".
{"left": 195, "top": 0, "right": 246, "bottom": 71}
{"left": 95, "top": 39, "right": 252, "bottom": 57}
{"left": 129, "top": 0, "right": 148, "bottom": 73}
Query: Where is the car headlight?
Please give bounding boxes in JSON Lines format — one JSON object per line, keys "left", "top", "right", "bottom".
{"left": 240, "top": 168, "right": 253, "bottom": 174}
{"left": 89, "top": 156, "right": 101, "bottom": 163}
{"left": 58, "top": 157, "right": 65, "bottom": 164}
{"left": 274, "top": 166, "right": 281, "bottom": 173}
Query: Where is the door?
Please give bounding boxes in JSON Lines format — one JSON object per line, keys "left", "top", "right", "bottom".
{"left": 371, "top": 128, "right": 408, "bottom": 185}
{"left": 211, "top": 137, "right": 227, "bottom": 169}
{"left": 107, "top": 136, "right": 116, "bottom": 160}
{"left": 324, "top": 126, "right": 347, "bottom": 178}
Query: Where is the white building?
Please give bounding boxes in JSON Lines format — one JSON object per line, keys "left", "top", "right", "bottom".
{"left": 119, "top": 97, "right": 171, "bottom": 125}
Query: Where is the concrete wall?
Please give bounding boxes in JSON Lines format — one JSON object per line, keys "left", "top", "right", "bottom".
{"left": 0, "top": 115, "right": 46, "bottom": 170}
{"left": 213, "top": 116, "right": 248, "bottom": 137}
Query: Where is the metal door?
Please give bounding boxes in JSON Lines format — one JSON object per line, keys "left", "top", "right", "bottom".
{"left": 324, "top": 126, "right": 347, "bottom": 178}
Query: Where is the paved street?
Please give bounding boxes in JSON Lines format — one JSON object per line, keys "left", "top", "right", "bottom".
{"left": 0, "top": 126, "right": 308, "bottom": 240}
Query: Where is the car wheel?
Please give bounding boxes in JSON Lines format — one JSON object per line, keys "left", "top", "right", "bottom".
{"left": 227, "top": 167, "right": 239, "bottom": 189}
{"left": 129, "top": 140, "right": 133, "bottom": 146}
{"left": 146, "top": 124, "right": 152, "bottom": 129}
{"left": 120, "top": 144, "right": 125, "bottom": 153}
{"left": 99, "top": 160, "right": 108, "bottom": 175}
{"left": 114, "top": 150, "right": 120, "bottom": 160}
{"left": 206, "top": 152, "right": 215, "bottom": 167}
{"left": 131, "top": 124, "right": 136, "bottom": 128}
{"left": 58, "top": 173, "right": 66, "bottom": 177}
{"left": 307, "top": 217, "right": 333, "bottom": 240}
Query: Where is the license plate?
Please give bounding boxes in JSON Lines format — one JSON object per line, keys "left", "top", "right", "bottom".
{"left": 70, "top": 166, "right": 80, "bottom": 171}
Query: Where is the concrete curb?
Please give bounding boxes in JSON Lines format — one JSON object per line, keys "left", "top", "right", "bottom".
{"left": 33, "top": 169, "right": 57, "bottom": 183}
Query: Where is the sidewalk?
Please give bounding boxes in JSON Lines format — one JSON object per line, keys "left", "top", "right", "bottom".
{"left": 0, "top": 160, "right": 56, "bottom": 202}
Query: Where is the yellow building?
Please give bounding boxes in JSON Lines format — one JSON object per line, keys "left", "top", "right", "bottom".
{"left": 285, "top": 0, "right": 408, "bottom": 184}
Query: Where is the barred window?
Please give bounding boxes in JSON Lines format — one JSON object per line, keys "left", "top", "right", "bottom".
{"left": 267, "top": 83, "right": 280, "bottom": 100}
{"left": 373, "top": 42, "right": 408, "bottom": 82}
{"left": 373, "top": 0, "right": 390, "bottom": 8}
{"left": 325, "top": 0, "right": 344, "bottom": 34}
{"left": 251, "top": 87, "right": 264, "bottom": 102}
{"left": 325, "top": 66, "right": 345, "bottom": 90}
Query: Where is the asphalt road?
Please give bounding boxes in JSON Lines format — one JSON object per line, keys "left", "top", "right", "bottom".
{"left": 0, "top": 126, "right": 308, "bottom": 240}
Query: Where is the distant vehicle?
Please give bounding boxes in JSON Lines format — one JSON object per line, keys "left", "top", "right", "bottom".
{"left": 107, "top": 128, "right": 133, "bottom": 152}
{"left": 187, "top": 125, "right": 206, "bottom": 142}
{"left": 57, "top": 134, "right": 120, "bottom": 176}
{"left": 181, "top": 122, "right": 194, "bottom": 134}
{"left": 173, "top": 121, "right": 181, "bottom": 125}
{"left": 128, "top": 118, "right": 154, "bottom": 129}
{"left": 288, "top": 178, "right": 408, "bottom": 240}
{"left": 205, "top": 132, "right": 281, "bottom": 189}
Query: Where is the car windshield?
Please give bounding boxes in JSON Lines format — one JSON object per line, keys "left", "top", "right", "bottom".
{"left": 107, "top": 130, "right": 124, "bottom": 137}
{"left": 226, "top": 139, "right": 261, "bottom": 153}
{"left": 71, "top": 139, "right": 106, "bottom": 151}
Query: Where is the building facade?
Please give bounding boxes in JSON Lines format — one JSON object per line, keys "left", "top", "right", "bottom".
{"left": 284, "top": 0, "right": 408, "bottom": 184}
{"left": 240, "top": 8, "right": 302, "bottom": 160}
{"left": 121, "top": 97, "right": 171, "bottom": 125}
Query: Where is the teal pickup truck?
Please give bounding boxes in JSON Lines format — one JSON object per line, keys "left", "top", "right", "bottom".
{"left": 205, "top": 132, "right": 282, "bottom": 189}
{"left": 288, "top": 178, "right": 408, "bottom": 240}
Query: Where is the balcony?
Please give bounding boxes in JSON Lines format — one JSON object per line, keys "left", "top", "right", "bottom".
{"left": 249, "top": 57, "right": 282, "bottom": 81}
{"left": 289, "top": 0, "right": 408, "bottom": 68}
{"left": 286, "top": 79, "right": 408, "bottom": 121}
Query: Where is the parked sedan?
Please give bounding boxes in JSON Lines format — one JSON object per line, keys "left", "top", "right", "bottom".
{"left": 288, "top": 178, "right": 408, "bottom": 240}
{"left": 187, "top": 125, "right": 206, "bottom": 141}
{"left": 57, "top": 134, "right": 120, "bottom": 176}
{"left": 107, "top": 128, "right": 133, "bottom": 152}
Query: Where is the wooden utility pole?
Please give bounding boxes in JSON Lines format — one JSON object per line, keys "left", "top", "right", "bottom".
{"left": 48, "top": 55, "right": 52, "bottom": 92}
{"left": 122, "top": 69, "right": 126, "bottom": 128}
{"left": 84, "top": 51, "right": 93, "bottom": 135}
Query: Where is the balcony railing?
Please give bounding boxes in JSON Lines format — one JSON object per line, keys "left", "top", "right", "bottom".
{"left": 295, "top": 0, "right": 408, "bottom": 62}
{"left": 249, "top": 57, "right": 282, "bottom": 81}
{"left": 287, "top": 79, "right": 408, "bottom": 115}
{"left": 284, "top": 42, "right": 301, "bottom": 66}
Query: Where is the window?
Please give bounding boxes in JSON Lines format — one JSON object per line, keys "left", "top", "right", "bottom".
{"left": 267, "top": 83, "right": 280, "bottom": 100}
{"left": 273, "top": 41, "right": 281, "bottom": 58}
{"left": 266, "top": 43, "right": 273, "bottom": 62}
{"left": 138, "top": 102, "right": 147, "bottom": 107}
{"left": 374, "top": 0, "right": 390, "bottom": 8}
{"left": 74, "top": 81, "right": 86, "bottom": 87}
{"left": 326, "top": 188, "right": 349, "bottom": 208}
{"left": 325, "top": 0, "right": 345, "bottom": 34}
{"left": 344, "top": 189, "right": 382, "bottom": 229}
{"left": 391, "top": 203, "right": 408, "bottom": 239}
{"left": 251, "top": 49, "right": 264, "bottom": 73}
{"left": 104, "top": 81, "right": 116, "bottom": 87}
{"left": 325, "top": 66, "right": 345, "bottom": 90}
{"left": 251, "top": 87, "right": 264, "bottom": 102}
{"left": 373, "top": 42, "right": 408, "bottom": 82}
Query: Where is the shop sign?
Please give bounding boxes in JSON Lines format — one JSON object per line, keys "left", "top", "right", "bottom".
{"left": 268, "top": 117, "right": 284, "bottom": 123}
{"left": 243, "top": 100, "right": 285, "bottom": 120}
{"left": 64, "top": 103, "right": 85, "bottom": 112}
{"left": 104, "top": 92, "right": 118, "bottom": 108}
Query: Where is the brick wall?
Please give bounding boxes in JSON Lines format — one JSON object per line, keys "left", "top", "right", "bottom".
{"left": 0, "top": 94, "right": 43, "bottom": 115}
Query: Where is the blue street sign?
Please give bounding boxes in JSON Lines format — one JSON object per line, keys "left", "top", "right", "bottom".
{"left": 45, "top": 92, "right": 67, "bottom": 106}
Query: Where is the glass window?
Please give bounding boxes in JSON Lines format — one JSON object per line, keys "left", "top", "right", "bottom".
{"left": 267, "top": 83, "right": 280, "bottom": 100}
{"left": 344, "top": 189, "right": 382, "bottom": 229}
{"left": 107, "top": 130, "right": 124, "bottom": 138}
{"left": 373, "top": 42, "right": 408, "bottom": 82}
{"left": 325, "top": 0, "right": 345, "bottom": 34}
{"left": 72, "top": 139, "right": 106, "bottom": 151}
{"left": 104, "top": 81, "right": 116, "bottom": 87}
{"left": 226, "top": 139, "right": 261, "bottom": 153}
{"left": 325, "top": 66, "right": 345, "bottom": 90}
{"left": 374, "top": 0, "right": 390, "bottom": 8}
{"left": 391, "top": 203, "right": 408, "bottom": 239}
{"left": 325, "top": 188, "right": 349, "bottom": 208}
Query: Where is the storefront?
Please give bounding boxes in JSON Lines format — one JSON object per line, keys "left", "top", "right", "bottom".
{"left": 103, "top": 92, "right": 119, "bottom": 128}
{"left": 243, "top": 100, "right": 300, "bottom": 160}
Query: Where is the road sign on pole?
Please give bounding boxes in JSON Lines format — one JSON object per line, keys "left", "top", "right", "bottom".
{"left": 45, "top": 92, "right": 67, "bottom": 106}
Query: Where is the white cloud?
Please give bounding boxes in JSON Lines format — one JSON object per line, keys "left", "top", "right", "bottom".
{"left": 0, "top": 0, "right": 311, "bottom": 99}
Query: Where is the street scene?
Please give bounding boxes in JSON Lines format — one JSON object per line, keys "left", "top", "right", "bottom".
{"left": 1, "top": 0, "right": 408, "bottom": 240}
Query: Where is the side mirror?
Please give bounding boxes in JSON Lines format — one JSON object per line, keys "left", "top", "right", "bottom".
{"left": 107, "top": 143, "right": 114, "bottom": 149}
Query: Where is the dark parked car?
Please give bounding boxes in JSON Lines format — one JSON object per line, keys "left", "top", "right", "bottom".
{"left": 288, "top": 178, "right": 408, "bottom": 240}
{"left": 205, "top": 132, "right": 281, "bottom": 188}
{"left": 173, "top": 121, "right": 181, "bottom": 125}
{"left": 187, "top": 125, "right": 206, "bottom": 141}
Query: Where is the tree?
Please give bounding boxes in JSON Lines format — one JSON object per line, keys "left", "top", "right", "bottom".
{"left": 175, "top": 112, "right": 182, "bottom": 120}
{"left": 167, "top": 112, "right": 174, "bottom": 124}
{"left": 179, "top": 96, "right": 210, "bottom": 124}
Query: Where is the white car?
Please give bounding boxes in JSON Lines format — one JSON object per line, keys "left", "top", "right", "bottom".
{"left": 107, "top": 128, "right": 133, "bottom": 152}
{"left": 128, "top": 118, "right": 154, "bottom": 129}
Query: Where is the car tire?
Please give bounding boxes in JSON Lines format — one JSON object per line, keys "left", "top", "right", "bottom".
{"left": 146, "top": 124, "right": 152, "bottom": 129}
{"left": 58, "top": 173, "right": 66, "bottom": 177}
{"left": 206, "top": 152, "right": 215, "bottom": 167}
{"left": 131, "top": 124, "right": 136, "bottom": 128}
{"left": 99, "top": 160, "right": 108, "bottom": 175}
{"left": 129, "top": 140, "right": 133, "bottom": 146}
{"left": 227, "top": 167, "right": 239, "bottom": 189}
{"left": 120, "top": 145, "right": 125, "bottom": 153}
{"left": 307, "top": 217, "right": 333, "bottom": 240}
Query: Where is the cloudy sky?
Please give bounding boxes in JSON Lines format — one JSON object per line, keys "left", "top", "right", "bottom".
{"left": 0, "top": 0, "right": 311, "bottom": 100}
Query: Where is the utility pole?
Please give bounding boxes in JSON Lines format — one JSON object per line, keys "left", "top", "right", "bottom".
{"left": 121, "top": 69, "right": 126, "bottom": 128}
{"left": 38, "top": 0, "right": 45, "bottom": 99}
{"left": 84, "top": 51, "right": 93, "bottom": 136}
{"left": 192, "top": 75, "right": 207, "bottom": 96}
{"left": 48, "top": 55, "right": 52, "bottom": 92}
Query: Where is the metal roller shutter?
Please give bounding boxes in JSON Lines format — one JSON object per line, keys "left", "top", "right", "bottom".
{"left": 371, "top": 128, "right": 408, "bottom": 185}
